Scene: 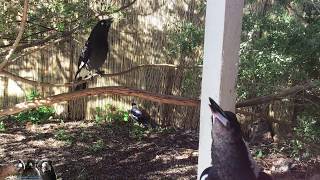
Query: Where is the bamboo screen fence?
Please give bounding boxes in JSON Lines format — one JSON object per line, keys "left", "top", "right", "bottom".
{"left": 0, "top": 0, "right": 204, "bottom": 129}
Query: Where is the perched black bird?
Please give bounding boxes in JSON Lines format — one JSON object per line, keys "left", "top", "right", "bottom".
{"left": 74, "top": 18, "right": 113, "bottom": 90}
{"left": 130, "top": 102, "right": 157, "bottom": 129}
{"left": 200, "top": 98, "right": 272, "bottom": 180}
{"left": 37, "top": 159, "right": 57, "bottom": 180}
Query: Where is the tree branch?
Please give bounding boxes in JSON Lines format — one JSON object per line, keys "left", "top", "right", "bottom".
{"left": 236, "top": 81, "right": 319, "bottom": 108}
{"left": 0, "top": 86, "right": 200, "bottom": 117}
{"left": 0, "top": 0, "right": 29, "bottom": 71}
{"left": 3, "top": 37, "right": 69, "bottom": 68}
{"left": 0, "top": 64, "right": 201, "bottom": 87}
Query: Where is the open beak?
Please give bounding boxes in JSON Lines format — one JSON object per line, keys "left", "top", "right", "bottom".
{"left": 209, "top": 97, "right": 228, "bottom": 126}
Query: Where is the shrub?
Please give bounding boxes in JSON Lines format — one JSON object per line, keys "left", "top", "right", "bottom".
{"left": 290, "top": 111, "right": 320, "bottom": 158}
{"left": 14, "top": 89, "right": 55, "bottom": 124}
{"left": 0, "top": 120, "right": 5, "bottom": 132}
{"left": 54, "top": 129, "right": 74, "bottom": 145}
{"left": 93, "top": 104, "right": 129, "bottom": 123}
{"left": 15, "top": 106, "right": 55, "bottom": 124}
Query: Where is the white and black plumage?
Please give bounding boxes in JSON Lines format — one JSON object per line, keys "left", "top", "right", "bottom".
{"left": 37, "top": 160, "right": 57, "bottom": 180}
{"left": 130, "top": 102, "right": 157, "bottom": 128}
{"left": 200, "top": 98, "right": 272, "bottom": 180}
{"left": 74, "top": 18, "right": 113, "bottom": 90}
{"left": 19, "top": 159, "right": 42, "bottom": 180}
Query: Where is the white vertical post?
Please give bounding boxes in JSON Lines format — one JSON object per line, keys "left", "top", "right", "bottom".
{"left": 197, "top": 0, "right": 244, "bottom": 179}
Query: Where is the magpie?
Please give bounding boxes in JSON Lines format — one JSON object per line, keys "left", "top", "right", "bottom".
{"left": 37, "top": 159, "right": 57, "bottom": 180}
{"left": 130, "top": 102, "right": 157, "bottom": 129}
{"left": 200, "top": 98, "right": 272, "bottom": 180}
{"left": 74, "top": 18, "right": 113, "bottom": 90}
{"left": 19, "top": 159, "right": 42, "bottom": 180}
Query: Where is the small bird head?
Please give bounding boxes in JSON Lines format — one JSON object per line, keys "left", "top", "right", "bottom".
{"left": 99, "top": 18, "right": 113, "bottom": 28}
{"left": 16, "top": 159, "right": 25, "bottom": 173}
{"left": 209, "top": 97, "right": 242, "bottom": 140}
{"left": 37, "top": 160, "right": 53, "bottom": 173}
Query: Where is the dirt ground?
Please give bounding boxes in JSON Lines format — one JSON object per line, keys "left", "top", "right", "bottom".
{"left": 0, "top": 119, "right": 319, "bottom": 180}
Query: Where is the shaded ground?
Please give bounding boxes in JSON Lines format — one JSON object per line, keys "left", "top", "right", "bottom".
{"left": 0, "top": 119, "right": 319, "bottom": 179}
{"left": 1, "top": 120, "right": 198, "bottom": 179}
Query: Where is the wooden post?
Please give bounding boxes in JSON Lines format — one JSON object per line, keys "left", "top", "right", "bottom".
{"left": 197, "top": 0, "right": 244, "bottom": 178}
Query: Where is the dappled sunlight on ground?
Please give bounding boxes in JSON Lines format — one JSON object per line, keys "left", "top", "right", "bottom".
{"left": 0, "top": 120, "right": 199, "bottom": 179}
{"left": 1, "top": 119, "right": 319, "bottom": 179}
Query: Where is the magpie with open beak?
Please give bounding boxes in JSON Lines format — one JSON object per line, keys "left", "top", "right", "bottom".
{"left": 200, "top": 97, "right": 272, "bottom": 180}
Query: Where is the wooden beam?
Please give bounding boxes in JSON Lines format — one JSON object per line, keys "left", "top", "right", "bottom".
{"left": 0, "top": 86, "right": 200, "bottom": 117}
{"left": 197, "top": 0, "right": 244, "bottom": 178}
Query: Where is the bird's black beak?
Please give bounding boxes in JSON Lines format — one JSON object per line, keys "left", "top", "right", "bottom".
{"left": 209, "top": 97, "right": 229, "bottom": 126}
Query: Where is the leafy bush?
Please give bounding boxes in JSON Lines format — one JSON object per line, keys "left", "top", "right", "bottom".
{"left": 15, "top": 106, "right": 55, "bottom": 124}
{"left": 289, "top": 111, "right": 320, "bottom": 158}
{"left": 54, "top": 129, "right": 74, "bottom": 145}
{"left": 295, "top": 114, "right": 320, "bottom": 144}
{"left": 14, "top": 89, "right": 55, "bottom": 124}
{"left": 129, "top": 124, "right": 146, "bottom": 140}
{"left": 89, "top": 139, "right": 105, "bottom": 152}
{"left": 0, "top": 120, "right": 5, "bottom": 132}
{"left": 26, "top": 89, "right": 41, "bottom": 101}
{"left": 165, "top": 21, "right": 204, "bottom": 97}
{"left": 93, "top": 104, "right": 129, "bottom": 123}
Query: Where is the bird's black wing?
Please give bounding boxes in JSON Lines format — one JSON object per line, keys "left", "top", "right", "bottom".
{"left": 200, "top": 166, "right": 220, "bottom": 180}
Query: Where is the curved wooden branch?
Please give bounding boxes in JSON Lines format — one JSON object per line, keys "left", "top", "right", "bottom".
{"left": 0, "top": 64, "right": 201, "bottom": 87}
{"left": 0, "top": 86, "right": 200, "bottom": 117}
{"left": 0, "top": 0, "right": 29, "bottom": 71}
{"left": 236, "top": 81, "right": 318, "bottom": 108}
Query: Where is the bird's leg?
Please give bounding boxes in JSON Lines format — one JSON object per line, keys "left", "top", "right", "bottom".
{"left": 96, "top": 69, "right": 105, "bottom": 76}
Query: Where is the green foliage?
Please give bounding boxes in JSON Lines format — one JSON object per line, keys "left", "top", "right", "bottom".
{"left": 166, "top": 22, "right": 204, "bottom": 58}
{"left": 295, "top": 113, "right": 320, "bottom": 144}
{"left": 54, "top": 129, "right": 74, "bottom": 145}
{"left": 14, "top": 90, "right": 55, "bottom": 124}
{"left": 286, "top": 107, "right": 320, "bottom": 158}
{"left": 15, "top": 106, "right": 55, "bottom": 124}
{"left": 0, "top": 120, "right": 5, "bottom": 132}
{"left": 254, "top": 149, "right": 265, "bottom": 159}
{"left": 93, "top": 104, "right": 129, "bottom": 123}
{"left": 165, "top": 18, "right": 205, "bottom": 97}
{"left": 129, "top": 124, "right": 146, "bottom": 140}
{"left": 26, "top": 89, "right": 41, "bottom": 101}
{"left": 239, "top": 1, "right": 320, "bottom": 99}
{"left": 89, "top": 139, "right": 105, "bottom": 152}
{"left": 0, "top": 1, "right": 124, "bottom": 47}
